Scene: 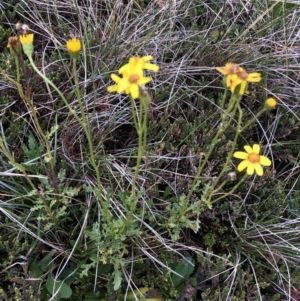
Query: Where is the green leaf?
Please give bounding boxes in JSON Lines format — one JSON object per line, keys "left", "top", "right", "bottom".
{"left": 46, "top": 125, "right": 59, "bottom": 139}
{"left": 29, "top": 255, "right": 43, "bottom": 278}
{"left": 163, "top": 186, "right": 172, "bottom": 198}
{"left": 21, "top": 133, "right": 45, "bottom": 161}
{"left": 40, "top": 286, "right": 49, "bottom": 301}
{"left": 97, "top": 263, "right": 113, "bottom": 275}
{"left": 83, "top": 184, "right": 95, "bottom": 192}
{"left": 40, "top": 249, "right": 56, "bottom": 272}
{"left": 84, "top": 287, "right": 106, "bottom": 300}
{"left": 170, "top": 257, "right": 195, "bottom": 289}
{"left": 58, "top": 263, "right": 77, "bottom": 285}
{"left": 113, "top": 266, "right": 122, "bottom": 291}
{"left": 46, "top": 273, "right": 72, "bottom": 299}
{"left": 58, "top": 168, "right": 66, "bottom": 182}
{"left": 65, "top": 187, "right": 79, "bottom": 196}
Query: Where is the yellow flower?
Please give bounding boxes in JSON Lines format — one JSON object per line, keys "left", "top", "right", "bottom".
{"left": 216, "top": 63, "right": 261, "bottom": 95}
{"left": 19, "top": 34, "right": 34, "bottom": 56}
{"left": 19, "top": 33, "right": 34, "bottom": 45}
{"left": 265, "top": 97, "right": 277, "bottom": 109}
{"left": 66, "top": 38, "right": 81, "bottom": 57}
{"left": 233, "top": 144, "right": 271, "bottom": 176}
{"left": 107, "top": 57, "right": 153, "bottom": 99}
{"left": 119, "top": 55, "right": 159, "bottom": 74}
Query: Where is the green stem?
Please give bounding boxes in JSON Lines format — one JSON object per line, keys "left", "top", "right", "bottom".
{"left": 120, "top": 90, "right": 151, "bottom": 234}
{"left": 220, "top": 87, "right": 229, "bottom": 111}
{"left": 25, "top": 55, "right": 107, "bottom": 217}
{"left": 23, "top": 92, "right": 54, "bottom": 172}
{"left": 240, "top": 108, "right": 266, "bottom": 133}
{"left": 14, "top": 55, "right": 20, "bottom": 83}
{"left": 209, "top": 99, "right": 243, "bottom": 190}
{"left": 211, "top": 173, "right": 248, "bottom": 204}
{"left": 130, "top": 97, "right": 139, "bottom": 130}
{"left": 72, "top": 58, "right": 105, "bottom": 211}
{"left": 183, "top": 94, "right": 240, "bottom": 212}
{"left": 207, "top": 101, "right": 267, "bottom": 206}
{"left": 27, "top": 56, "right": 81, "bottom": 124}
{"left": 1, "top": 68, "right": 55, "bottom": 174}
{"left": 131, "top": 101, "right": 145, "bottom": 195}
{"left": 142, "top": 102, "right": 148, "bottom": 161}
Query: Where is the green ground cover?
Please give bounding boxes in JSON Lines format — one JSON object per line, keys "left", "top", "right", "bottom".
{"left": 0, "top": 0, "right": 300, "bottom": 300}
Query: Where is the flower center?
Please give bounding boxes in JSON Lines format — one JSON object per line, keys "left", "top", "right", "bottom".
{"left": 237, "top": 70, "right": 248, "bottom": 80}
{"left": 228, "top": 63, "right": 240, "bottom": 74}
{"left": 248, "top": 153, "right": 260, "bottom": 163}
{"left": 128, "top": 74, "right": 140, "bottom": 83}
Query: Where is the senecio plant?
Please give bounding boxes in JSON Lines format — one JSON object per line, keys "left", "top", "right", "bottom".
{"left": 2, "top": 23, "right": 279, "bottom": 299}
{"left": 215, "top": 63, "right": 275, "bottom": 176}
{"left": 107, "top": 56, "right": 159, "bottom": 196}
{"left": 168, "top": 63, "right": 277, "bottom": 217}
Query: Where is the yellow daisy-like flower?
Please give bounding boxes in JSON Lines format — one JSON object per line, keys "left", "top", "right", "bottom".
{"left": 265, "top": 97, "right": 277, "bottom": 110}
{"left": 66, "top": 38, "right": 81, "bottom": 58}
{"left": 233, "top": 144, "right": 272, "bottom": 176}
{"left": 19, "top": 34, "right": 34, "bottom": 56}
{"left": 216, "top": 63, "right": 261, "bottom": 95}
{"left": 107, "top": 57, "right": 153, "bottom": 99}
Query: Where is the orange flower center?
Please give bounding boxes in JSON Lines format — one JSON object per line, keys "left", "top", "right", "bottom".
{"left": 225, "top": 63, "right": 249, "bottom": 80}
{"left": 228, "top": 63, "right": 240, "bottom": 74}
{"left": 248, "top": 153, "right": 260, "bottom": 163}
{"left": 237, "top": 70, "right": 248, "bottom": 80}
{"left": 128, "top": 74, "right": 140, "bottom": 83}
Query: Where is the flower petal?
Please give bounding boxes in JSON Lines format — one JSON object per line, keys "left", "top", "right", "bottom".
{"left": 119, "top": 64, "right": 129, "bottom": 75}
{"left": 117, "top": 78, "right": 130, "bottom": 93}
{"left": 144, "top": 63, "right": 159, "bottom": 72}
{"left": 142, "top": 55, "right": 154, "bottom": 61}
{"left": 254, "top": 163, "right": 263, "bottom": 176}
{"left": 107, "top": 85, "right": 119, "bottom": 93}
{"left": 238, "top": 81, "right": 247, "bottom": 95}
{"left": 216, "top": 67, "right": 228, "bottom": 75}
{"left": 237, "top": 160, "right": 249, "bottom": 172}
{"left": 244, "top": 145, "right": 253, "bottom": 154}
{"left": 20, "top": 34, "right": 34, "bottom": 45}
{"left": 224, "top": 63, "right": 234, "bottom": 73}
{"left": 130, "top": 84, "right": 139, "bottom": 99}
{"left": 136, "top": 57, "right": 144, "bottom": 70}
{"left": 226, "top": 76, "right": 231, "bottom": 87}
{"left": 111, "top": 73, "right": 121, "bottom": 83}
{"left": 247, "top": 72, "right": 261, "bottom": 82}
{"left": 230, "top": 81, "right": 238, "bottom": 93}
{"left": 259, "top": 155, "right": 271, "bottom": 166}
{"left": 129, "top": 57, "right": 136, "bottom": 70}
{"left": 137, "top": 77, "right": 152, "bottom": 85}
{"left": 246, "top": 164, "right": 255, "bottom": 175}
{"left": 252, "top": 144, "right": 260, "bottom": 154}
{"left": 233, "top": 151, "right": 248, "bottom": 159}
{"left": 230, "top": 78, "right": 243, "bottom": 93}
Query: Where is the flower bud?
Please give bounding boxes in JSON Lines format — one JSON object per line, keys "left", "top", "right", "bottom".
{"left": 7, "top": 36, "right": 21, "bottom": 56}
{"left": 265, "top": 97, "right": 277, "bottom": 110}
{"left": 19, "top": 34, "right": 34, "bottom": 57}
{"left": 227, "top": 171, "right": 237, "bottom": 181}
{"left": 66, "top": 38, "right": 81, "bottom": 59}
